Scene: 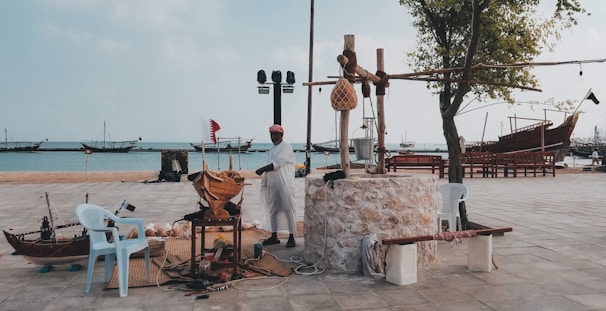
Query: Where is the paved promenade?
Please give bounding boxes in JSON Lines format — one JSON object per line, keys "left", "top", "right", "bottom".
{"left": 1, "top": 172, "right": 606, "bottom": 310}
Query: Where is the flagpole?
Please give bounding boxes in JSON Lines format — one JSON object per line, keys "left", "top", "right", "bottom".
{"left": 572, "top": 88, "right": 593, "bottom": 115}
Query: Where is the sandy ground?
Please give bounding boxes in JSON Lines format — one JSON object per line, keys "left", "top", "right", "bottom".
{"left": 0, "top": 165, "right": 591, "bottom": 184}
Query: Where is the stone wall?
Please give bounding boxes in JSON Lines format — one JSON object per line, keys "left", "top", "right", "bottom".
{"left": 304, "top": 173, "right": 439, "bottom": 273}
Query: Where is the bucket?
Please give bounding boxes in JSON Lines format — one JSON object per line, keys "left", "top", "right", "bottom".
{"left": 352, "top": 138, "right": 373, "bottom": 161}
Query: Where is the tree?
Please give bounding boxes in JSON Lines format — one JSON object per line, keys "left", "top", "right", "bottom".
{"left": 399, "top": 0, "right": 587, "bottom": 183}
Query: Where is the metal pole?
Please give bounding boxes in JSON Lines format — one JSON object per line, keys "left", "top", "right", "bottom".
{"left": 273, "top": 81, "right": 282, "bottom": 125}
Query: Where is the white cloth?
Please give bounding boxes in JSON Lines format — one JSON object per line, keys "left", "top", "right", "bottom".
{"left": 260, "top": 141, "right": 296, "bottom": 234}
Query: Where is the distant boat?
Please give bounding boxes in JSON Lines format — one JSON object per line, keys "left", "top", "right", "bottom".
{"left": 400, "top": 131, "right": 415, "bottom": 149}
{"left": 466, "top": 113, "right": 579, "bottom": 162}
{"left": 1, "top": 129, "right": 45, "bottom": 152}
{"left": 190, "top": 138, "right": 253, "bottom": 153}
{"left": 311, "top": 140, "right": 355, "bottom": 153}
{"left": 570, "top": 125, "right": 605, "bottom": 158}
{"left": 81, "top": 122, "right": 140, "bottom": 153}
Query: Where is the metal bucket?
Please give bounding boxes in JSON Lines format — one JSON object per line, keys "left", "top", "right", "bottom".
{"left": 352, "top": 138, "right": 373, "bottom": 160}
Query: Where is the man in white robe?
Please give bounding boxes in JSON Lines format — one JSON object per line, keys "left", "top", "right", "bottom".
{"left": 255, "top": 124, "right": 297, "bottom": 247}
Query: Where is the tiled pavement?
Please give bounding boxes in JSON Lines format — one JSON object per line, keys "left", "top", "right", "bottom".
{"left": 1, "top": 172, "right": 606, "bottom": 310}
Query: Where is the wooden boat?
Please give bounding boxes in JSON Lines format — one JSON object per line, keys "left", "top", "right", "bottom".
{"left": 81, "top": 121, "right": 139, "bottom": 153}
{"left": 190, "top": 138, "right": 253, "bottom": 153}
{"left": 192, "top": 162, "right": 245, "bottom": 220}
{"left": 3, "top": 228, "right": 89, "bottom": 266}
{"left": 312, "top": 140, "right": 355, "bottom": 153}
{"left": 3, "top": 192, "right": 90, "bottom": 266}
{"left": 466, "top": 113, "right": 578, "bottom": 162}
{"left": 3, "top": 193, "right": 136, "bottom": 267}
{"left": 0, "top": 141, "right": 44, "bottom": 152}
{"left": 1, "top": 129, "right": 45, "bottom": 152}
{"left": 81, "top": 140, "right": 138, "bottom": 153}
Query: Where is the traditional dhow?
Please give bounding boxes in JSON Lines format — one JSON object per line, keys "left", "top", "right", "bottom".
{"left": 190, "top": 138, "right": 253, "bottom": 153}
{"left": 1, "top": 129, "right": 44, "bottom": 152}
{"left": 81, "top": 140, "right": 138, "bottom": 153}
{"left": 466, "top": 113, "right": 578, "bottom": 162}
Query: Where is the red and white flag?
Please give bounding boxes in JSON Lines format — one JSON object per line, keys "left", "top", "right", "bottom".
{"left": 202, "top": 118, "right": 221, "bottom": 143}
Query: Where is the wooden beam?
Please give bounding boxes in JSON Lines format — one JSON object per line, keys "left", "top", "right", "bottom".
{"left": 339, "top": 35, "right": 354, "bottom": 177}
{"left": 381, "top": 227, "right": 513, "bottom": 245}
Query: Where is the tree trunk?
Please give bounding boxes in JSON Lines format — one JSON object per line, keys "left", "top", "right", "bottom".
{"left": 442, "top": 109, "right": 463, "bottom": 183}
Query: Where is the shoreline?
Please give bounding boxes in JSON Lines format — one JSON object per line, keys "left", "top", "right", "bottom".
{"left": 0, "top": 166, "right": 594, "bottom": 184}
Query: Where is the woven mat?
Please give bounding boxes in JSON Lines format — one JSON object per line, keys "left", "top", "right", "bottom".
{"left": 106, "top": 229, "right": 269, "bottom": 289}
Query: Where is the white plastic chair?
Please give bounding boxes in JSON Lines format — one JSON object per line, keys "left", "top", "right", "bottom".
{"left": 76, "top": 203, "right": 150, "bottom": 297}
{"left": 437, "top": 183, "right": 469, "bottom": 232}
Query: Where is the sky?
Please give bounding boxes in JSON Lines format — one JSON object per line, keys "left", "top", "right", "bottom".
{"left": 1, "top": 0, "right": 605, "bottom": 145}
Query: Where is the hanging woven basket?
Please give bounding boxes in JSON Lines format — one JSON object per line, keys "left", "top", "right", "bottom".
{"left": 330, "top": 77, "right": 357, "bottom": 111}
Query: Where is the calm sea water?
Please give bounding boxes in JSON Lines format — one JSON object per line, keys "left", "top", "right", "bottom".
{"left": 0, "top": 141, "right": 589, "bottom": 172}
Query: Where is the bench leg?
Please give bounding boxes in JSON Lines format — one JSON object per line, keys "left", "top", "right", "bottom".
{"left": 385, "top": 243, "right": 417, "bottom": 285}
{"left": 468, "top": 234, "right": 492, "bottom": 272}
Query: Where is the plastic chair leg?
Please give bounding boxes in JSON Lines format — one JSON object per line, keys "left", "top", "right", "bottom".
{"left": 117, "top": 250, "right": 129, "bottom": 298}
{"left": 104, "top": 253, "right": 116, "bottom": 282}
{"left": 85, "top": 254, "right": 97, "bottom": 293}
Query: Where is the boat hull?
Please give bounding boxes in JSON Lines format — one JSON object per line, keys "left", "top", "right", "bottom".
{"left": 190, "top": 140, "right": 253, "bottom": 152}
{"left": 3, "top": 230, "right": 90, "bottom": 266}
{"left": 467, "top": 114, "right": 578, "bottom": 162}
{"left": 311, "top": 143, "right": 355, "bottom": 153}
{"left": 0, "top": 141, "right": 44, "bottom": 152}
{"left": 81, "top": 141, "right": 136, "bottom": 153}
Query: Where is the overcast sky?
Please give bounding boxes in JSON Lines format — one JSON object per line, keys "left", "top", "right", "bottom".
{"left": 1, "top": 0, "right": 604, "bottom": 144}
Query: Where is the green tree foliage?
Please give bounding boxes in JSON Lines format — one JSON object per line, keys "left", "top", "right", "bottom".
{"left": 399, "top": 0, "right": 586, "bottom": 183}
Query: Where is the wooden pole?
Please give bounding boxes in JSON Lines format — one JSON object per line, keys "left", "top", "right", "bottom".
{"left": 376, "top": 49, "right": 386, "bottom": 173}
{"left": 339, "top": 34, "right": 354, "bottom": 177}
{"left": 382, "top": 227, "right": 513, "bottom": 245}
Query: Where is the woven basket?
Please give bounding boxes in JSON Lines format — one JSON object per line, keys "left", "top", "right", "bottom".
{"left": 330, "top": 77, "right": 357, "bottom": 111}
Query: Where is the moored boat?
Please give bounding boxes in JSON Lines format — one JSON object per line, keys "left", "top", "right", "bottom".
{"left": 190, "top": 138, "right": 253, "bottom": 152}
{"left": 0, "top": 141, "right": 45, "bottom": 152}
{"left": 466, "top": 113, "right": 578, "bottom": 162}
{"left": 81, "top": 140, "right": 138, "bottom": 153}
{"left": 1, "top": 129, "right": 45, "bottom": 152}
{"left": 311, "top": 140, "right": 355, "bottom": 153}
{"left": 81, "top": 121, "right": 140, "bottom": 153}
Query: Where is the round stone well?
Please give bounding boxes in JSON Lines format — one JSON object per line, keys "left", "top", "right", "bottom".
{"left": 304, "top": 173, "right": 439, "bottom": 272}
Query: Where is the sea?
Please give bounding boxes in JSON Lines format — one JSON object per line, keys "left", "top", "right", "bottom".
{"left": 0, "top": 141, "right": 592, "bottom": 172}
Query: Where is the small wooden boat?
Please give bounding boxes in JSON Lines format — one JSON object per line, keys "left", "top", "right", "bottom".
{"left": 3, "top": 192, "right": 90, "bottom": 266}
{"left": 312, "top": 140, "right": 355, "bottom": 153}
{"left": 3, "top": 228, "right": 89, "bottom": 266}
{"left": 190, "top": 138, "right": 253, "bottom": 153}
{"left": 192, "top": 162, "right": 245, "bottom": 220}
{"left": 3, "top": 193, "right": 136, "bottom": 267}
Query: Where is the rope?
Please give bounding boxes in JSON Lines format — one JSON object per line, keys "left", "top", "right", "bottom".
{"left": 342, "top": 49, "right": 357, "bottom": 83}
{"left": 432, "top": 230, "right": 478, "bottom": 244}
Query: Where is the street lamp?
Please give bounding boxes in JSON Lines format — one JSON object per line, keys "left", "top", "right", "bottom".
{"left": 257, "top": 69, "right": 295, "bottom": 125}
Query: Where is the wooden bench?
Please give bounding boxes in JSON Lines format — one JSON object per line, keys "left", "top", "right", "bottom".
{"left": 386, "top": 154, "right": 445, "bottom": 178}
{"left": 461, "top": 152, "right": 494, "bottom": 178}
{"left": 494, "top": 151, "right": 556, "bottom": 177}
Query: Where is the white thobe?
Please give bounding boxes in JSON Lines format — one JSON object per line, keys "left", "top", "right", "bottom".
{"left": 259, "top": 140, "right": 296, "bottom": 234}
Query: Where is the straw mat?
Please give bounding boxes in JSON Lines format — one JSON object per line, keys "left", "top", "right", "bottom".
{"left": 105, "top": 228, "right": 270, "bottom": 290}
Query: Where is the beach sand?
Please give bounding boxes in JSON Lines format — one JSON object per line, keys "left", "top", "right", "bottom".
{"left": 0, "top": 166, "right": 589, "bottom": 184}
